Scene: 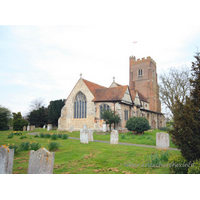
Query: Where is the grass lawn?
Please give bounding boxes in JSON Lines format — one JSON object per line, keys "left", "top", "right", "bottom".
{"left": 65, "top": 129, "right": 177, "bottom": 148}
{"left": 0, "top": 128, "right": 180, "bottom": 174}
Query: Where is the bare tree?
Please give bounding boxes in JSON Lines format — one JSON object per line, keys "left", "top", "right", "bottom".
{"left": 29, "top": 97, "right": 46, "bottom": 111}
{"left": 158, "top": 66, "right": 191, "bottom": 114}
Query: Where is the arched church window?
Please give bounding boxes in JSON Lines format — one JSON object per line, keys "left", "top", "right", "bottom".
{"left": 74, "top": 92, "right": 87, "bottom": 118}
{"left": 100, "top": 104, "right": 110, "bottom": 119}
{"left": 138, "top": 69, "right": 143, "bottom": 76}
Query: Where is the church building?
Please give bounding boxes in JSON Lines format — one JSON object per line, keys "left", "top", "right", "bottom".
{"left": 58, "top": 56, "right": 166, "bottom": 132}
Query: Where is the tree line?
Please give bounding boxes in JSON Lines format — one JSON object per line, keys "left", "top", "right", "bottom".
{"left": 0, "top": 99, "right": 65, "bottom": 131}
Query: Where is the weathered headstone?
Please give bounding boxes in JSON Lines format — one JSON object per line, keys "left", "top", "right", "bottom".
{"left": 43, "top": 125, "right": 46, "bottom": 129}
{"left": 30, "top": 125, "right": 35, "bottom": 131}
{"left": 47, "top": 124, "right": 52, "bottom": 131}
{"left": 103, "top": 123, "right": 107, "bottom": 132}
{"left": 156, "top": 132, "right": 169, "bottom": 149}
{"left": 110, "top": 130, "right": 118, "bottom": 144}
{"left": 69, "top": 125, "right": 74, "bottom": 132}
{"left": 27, "top": 125, "right": 30, "bottom": 131}
{"left": 83, "top": 124, "right": 87, "bottom": 130}
{"left": 88, "top": 129, "right": 94, "bottom": 142}
{"left": 80, "top": 128, "right": 89, "bottom": 144}
{"left": 28, "top": 148, "right": 55, "bottom": 174}
{"left": 0, "top": 145, "right": 14, "bottom": 174}
{"left": 23, "top": 126, "right": 26, "bottom": 131}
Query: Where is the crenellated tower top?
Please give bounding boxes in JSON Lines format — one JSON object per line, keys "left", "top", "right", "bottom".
{"left": 129, "top": 56, "right": 156, "bottom": 66}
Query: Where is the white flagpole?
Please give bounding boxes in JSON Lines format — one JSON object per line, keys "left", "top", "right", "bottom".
{"left": 132, "top": 41, "right": 138, "bottom": 57}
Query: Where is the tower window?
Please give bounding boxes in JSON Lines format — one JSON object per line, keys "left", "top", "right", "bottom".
{"left": 74, "top": 92, "right": 87, "bottom": 118}
{"left": 138, "top": 69, "right": 143, "bottom": 76}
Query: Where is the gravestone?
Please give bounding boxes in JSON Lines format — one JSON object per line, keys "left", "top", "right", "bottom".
{"left": 110, "top": 130, "right": 118, "bottom": 144}
{"left": 69, "top": 125, "right": 74, "bottom": 132}
{"left": 103, "top": 123, "right": 107, "bottom": 132}
{"left": 88, "top": 129, "right": 94, "bottom": 142}
{"left": 156, "top": 132, "right": 169, "bottom": 149}
{"left": 30, "top": 125, "right": 35, "bottom": 131}
{"left": 23, "top": 126, "right": 26, "bottom": 131}
{"left": 47, "top": 124, "right": 52, "bottom": 131}
{"left": 83, "top": 124, "right": 87, "bottom": 130}
{"left": 43, "top": 125, "right": 46, "bottom": 129}
{"left": 28, "top": 148, "right": 55, "bottom": 174}
{"left": 0, "top": 145, "right": 14, "bottom": 174}
{"left": 27, "top": 125, "right": 30, "bottom": 131}
{"left": 80, "top": 128, "right": 89, "bottom": 144}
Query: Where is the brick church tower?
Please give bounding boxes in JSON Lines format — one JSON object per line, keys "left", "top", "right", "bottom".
{"left": 129, "top": 56, "right": 161, "bottom": 113}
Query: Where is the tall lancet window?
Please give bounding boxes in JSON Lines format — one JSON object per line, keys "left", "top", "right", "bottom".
{"left": 74, "top": 92, "right": 87, "bottom": 118}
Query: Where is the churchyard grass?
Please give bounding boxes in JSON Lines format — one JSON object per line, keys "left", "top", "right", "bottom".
{"left": 65, "top": 129, "right": 177, "bottom": 148}
{"left": 0, "top": 129, "right": 180, "bottom": 174}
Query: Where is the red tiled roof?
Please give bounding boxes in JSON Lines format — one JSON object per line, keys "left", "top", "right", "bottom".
{"left": 93, "top": 85, "right": 129, "bottom": 102}
{"left": 82, "top": 79, "right": 107, "bottom": 96}
{"left": 138, "top": 91, "right": 148, "bottom": 102}
{"left": 129, "top": 90, "right": 148, "bottom": 103}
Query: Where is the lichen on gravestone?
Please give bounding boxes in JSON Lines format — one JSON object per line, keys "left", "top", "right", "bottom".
{"left": 0, "top": 145, "right": 14, "bottom": 174}
{"left": 28, "top": 148, "right": 55, "bottom": 174}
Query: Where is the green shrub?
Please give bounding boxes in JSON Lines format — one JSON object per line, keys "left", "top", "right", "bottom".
{"left": 146, "top": 135, "right": 153, "bottom": 140}
{"left": 19, "top": 141, "right": 30, "bottom": 151}
{"left": 20, "top": 135, "right": 27, "bottom": 139}
{"left": 160, "top": 151, "right": 169, "bottom": 162}
{"left": 44, "top": 133, "right": 51, "bottom": 138}
{"left": 125, "top": 117, "right": 150, "bottom": 134}
{"left": 30, "top": 142, "right": 41, "bottom": 151}
{"left": 7, "top": 132, "right": 13, "bottom": 139}
{"left": 159, "top": 127, "right": 170, "bottom": 131}
{"left": 62, "top": 134, "right": 68, "bottom": 139}
{"left": 48, "top": 142, "right": 61, "bottom": 151}
{"left": 147, "top": 151, "right": 169, "bottom": 167}
{"left": 121, "top": 134, "right": 126, "bottom": 139}
{"left": 13, "top": 131, "right": 22, "bottom": 136}
{"left": 147, "top": 153, "right": 162, "bottom": 167}
{"left": 57, "top": 133, "right": 63, "bottom": 138}
{"left": 8, "top": 143, "right": 19, "bottom": 154}
{"left": 51, "top": 133, "right": 58, "bottom": 140}
{"left": 13, "top": 119, "right": 28, "bottom": 131}
{"left": 168, "top": 155, "right": 192, "bottom": 174}
{"left": 34, "top": 134, "right": 39, "bottom": 138}
{"left": 188, "top": 159, "right": 200, "bottom": 174}
{"left": 39, "top": 133, "right": 45, "bottom": 138}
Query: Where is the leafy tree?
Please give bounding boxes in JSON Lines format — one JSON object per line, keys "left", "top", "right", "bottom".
{"left": 12, "top": 112, "right": 22, "bottom": 121}
{"left": 170, "top": 52, "right": 200, "bottom": 162}
{"left": 101, "top": 109, "right": 120, "bottom": 132}
{"left": 48, "top": 99, "right": 65, "bottom": 126}
{"left": 0, "top": 112, "right": 9, "bottom": 130}
{"left": 27, "top": 106, "right": 48, "bottom": 127}
{"left": 13, "top": 119, "right": 28, "bottom": 131}
{"left": 125, "top": 117, "right": 150, "bottom": 134}
{"left": 0, "top": 105, "right": 12, "bottom": 130}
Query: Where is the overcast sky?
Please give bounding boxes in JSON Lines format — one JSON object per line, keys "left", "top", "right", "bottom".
{"left": 0, "top": 0, "right": 200, "bottom": 116}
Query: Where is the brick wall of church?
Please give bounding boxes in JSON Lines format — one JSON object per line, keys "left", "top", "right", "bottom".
{"left": 129, "top": 56, "right": 161, "bottom": 113}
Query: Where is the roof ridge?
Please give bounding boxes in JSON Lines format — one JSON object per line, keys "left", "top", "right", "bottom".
{"left": 82, "top": 78, "right": 107, "bottom": 89}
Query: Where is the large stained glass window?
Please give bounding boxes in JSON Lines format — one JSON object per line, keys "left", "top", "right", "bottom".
{"left": 74, "top": 92, "right": 87, "bottom": 118}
